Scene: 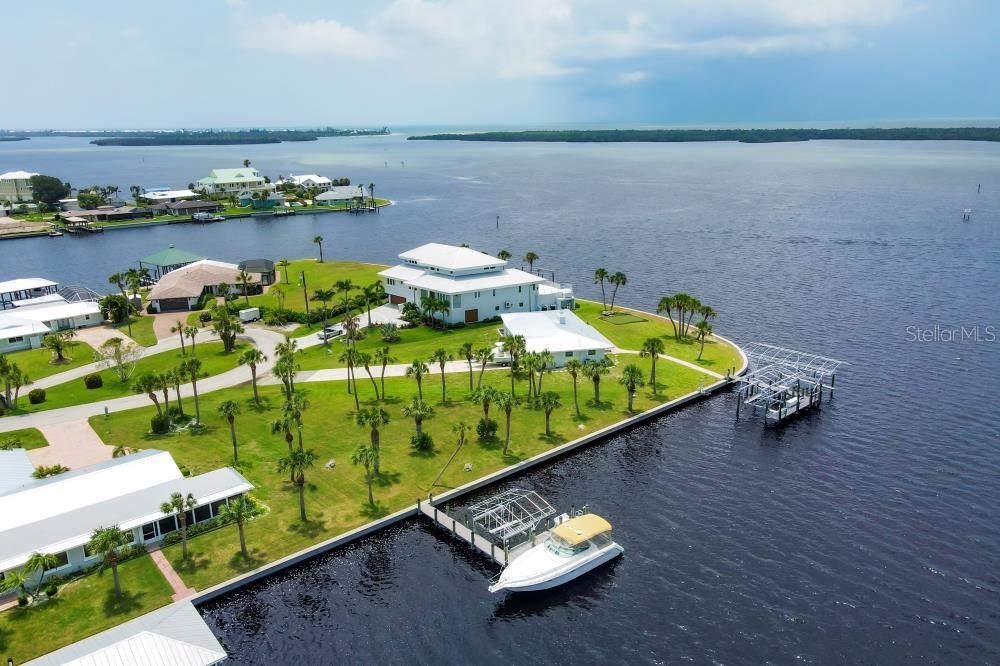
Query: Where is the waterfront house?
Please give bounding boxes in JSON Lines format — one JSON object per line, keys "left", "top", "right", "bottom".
{"left": 0, "top": 449, "right": 252, "bottom": 585}
{"left": 0, "top": 277, "right": 58, "bottom": 309}
{"left": 196, "top": 167, "right": 269, "bottom": 196}
{"left": 0, "top": 170, "right": 39, "bottom": 202}
{"left": 138, "top": 246, "right": 205, "bottom": 279}
{"left": 140, "top": 188, "right": 198, "bottom": 203}
{"left": 5, "top": 299, "right": 103, "bottom": 332}
{"left": 164, "top": 199, "right": 223, "bottom": 215}
{"left": 238, "top": 258, "right": 276, "bottom": 286}
{"left": 238, "top": 191, "right": 285, "bottom": 209}
{"left": 496, "top": 310, "right": 613, "bottom": 367}
{"left": 58, "top": 205, "right": 146, "bottom": 223}
{"left": 314, "top": 186, "right": 361, "bottom": 205}
{"left": 276, "top": 174, "right": 334, "bottom": 191}
{"left": 379, "top": 243, "right": 574, "bottom": 324}
{"left": 146, "top": 259, "right": 257, "bottom": 312}
{"left": 0, "top": 312, "right": 50, "bottom": 353}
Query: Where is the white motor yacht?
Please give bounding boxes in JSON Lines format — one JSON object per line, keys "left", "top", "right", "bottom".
{"left": 488, "top": 513, "right": 623, "bottom": 593}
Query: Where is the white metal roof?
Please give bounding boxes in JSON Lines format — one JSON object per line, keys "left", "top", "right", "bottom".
{"left": 26, "top": 601, "right": 227, "bottom": 666}
{"left": 500, "top": 310, "right": 614, "bottom": 354}
{"left": 142, "top": 189, "right": 197, "bottom": 201}
{"left": 378, "top": 264, "right": 426, "bottom": 281}
{"left": 398, "top": 243, "right": 507, "bottom": 271}
{"left": 0, "top": 450, "right": 253, "bottom": 572}
{"left": 11, "top": 299, "right": 101, "bottom": 323}
{"left": 315, "top": 185, "right": 361, "bottom": 200}
{"left": 0, "top": 277, "right": 58, "bottom": 294}
{"left": 0, "top": 312, "right": 51, "bottom": 338}
{"left": 10, "top": 293, "right": 67, "bottom": 307}
{"left": 0, "top": 170, "right": 39, "bottom": 180}
{"left": 283, "top": 174, "right": 332, "bottom": 186}
{"left": 0, "top": 449, "right": 35, "bottom": 495}
{"left": 404, "top": 267, "right": 543, "bottom": 295}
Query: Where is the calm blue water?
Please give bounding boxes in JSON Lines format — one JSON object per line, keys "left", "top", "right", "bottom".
{"left": 3, "top": 135, "right": 999, "bottom": 663}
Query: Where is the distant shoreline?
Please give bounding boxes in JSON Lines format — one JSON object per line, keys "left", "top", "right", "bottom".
{"left": 408, "top": 127, "right": 1000, "bottom": 143}
{"left": 0, "top": 127, "right": 390, "bottom": 147}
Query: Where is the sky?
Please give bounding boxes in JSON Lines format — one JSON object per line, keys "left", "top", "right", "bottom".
{"left": 4, "top": 0, "right": 998, "bottom": 128}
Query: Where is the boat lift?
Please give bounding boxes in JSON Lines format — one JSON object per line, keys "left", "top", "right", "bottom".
{"left": 736, "top": 343, "right": 846, "bottom": 425}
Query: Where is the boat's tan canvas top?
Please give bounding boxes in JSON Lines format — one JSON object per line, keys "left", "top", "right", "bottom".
{"left": 551, "top": 514, "right": 612, "bottom": 546}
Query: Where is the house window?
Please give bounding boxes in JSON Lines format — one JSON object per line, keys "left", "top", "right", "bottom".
{"left": 7, "top": 336, "right": 22, "bottom": 343}
{"left": 588, "top": 350, "right": 596, "bottom": 356}
{"left": 495, "top": 306, "right": 500, "bottom": 311}
{"left": 565, "top": 351, "right": 573, "bottom": 357}
{"left": 194, "top": 505, "right": 212, "bottom": 523}
{"left": 519, "top": 302, "right": 523, "bottom": 307}
{"left": 142, "top": 522, "right": 157, "bottom": 541}
{"left": 158, "top": 515, "right": 178, "bottom": 535}
{"left": 518, "top": 286, "right": 522, "bottom": 293}
{"left": 44, "top": 552, "right": 69, "bottom": 571}
{"left": 453, "top": 294, "right": 462, "bottom": 307}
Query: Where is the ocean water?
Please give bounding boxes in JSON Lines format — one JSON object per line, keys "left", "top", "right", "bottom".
{"left": 2, "top": 134, "right": 998, "bottom": 663}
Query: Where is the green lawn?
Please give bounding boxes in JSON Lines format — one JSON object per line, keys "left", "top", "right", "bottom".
{"left": 11, "top": 342, "right": 246, "bottom": 414}
{"left": 297, "top": 319, "right": 501, "bottom": 370}
{"left": 249, "top": 259, "right": 386, "bottom": 313}
{"left": 113, "top": 316, "right": 158, "bottom": 347}
{"left": 0, "top": 555, "right": 173, "bottom": 664}
{"left": 0, "top": 427, "right": 48, "bottom": 450}
{"left": 576, "top": 300, "right": 743, "bottom": 372}
{"left": 0, "top": 342, "right": 96, "bottom": 380}
{"left": 90, "top": 353, "right": 709, "bottom": 592}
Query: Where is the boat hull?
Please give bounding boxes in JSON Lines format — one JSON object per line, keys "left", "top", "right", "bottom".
{"left": 489, "top": 544, "right": 623, "bottom": 593}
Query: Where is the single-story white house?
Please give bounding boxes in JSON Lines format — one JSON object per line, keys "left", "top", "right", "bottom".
{"left": 0, "top": 311, "right": 51, "bottom": 353}
{"left": 314, "top": 185, "right": 362, "bottom": 204}
{"left": 494, "top": 310, "right": 614, "bottom": 367}
{"left": 146, "top": 259, "right": 256, "bottom": 312}
{"left": 378, "top": 243, "right": 574, "bottom": 325}
{"left": 140, "top": 188, "right": 198, "bottom": 203}
{"left": 7, "top": 299, "right": 102, "bottom": 332}
{"left": 25, "top": 600, "right": 228, "bottom": 666}
{"left": 0, "top": 449, "right": 35, "bottom": 494}
{"left": 0, "top": 449, "right": 252, "bottom": 584}
{"left": 277, "top": 174, "right": 334, "bottom": 191}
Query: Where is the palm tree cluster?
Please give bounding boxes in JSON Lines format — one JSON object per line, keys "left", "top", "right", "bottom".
{"left": 419, "top": 295, "right": 451, "bottom": 329}
{"left": 656, "top": 293, "right": 717, "bottom": 359}
{"left": 0, "top": 355, "right": 31, "bottom": 409}
{"left": 593, "top": 268, "right": 628, "bottom": 312}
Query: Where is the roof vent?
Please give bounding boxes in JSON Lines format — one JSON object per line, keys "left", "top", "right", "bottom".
{"left": 558, "top": 311, "right": 566, "bottom": 325}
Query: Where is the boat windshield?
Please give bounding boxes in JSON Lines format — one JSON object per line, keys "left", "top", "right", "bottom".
{"left": 545, "top": 536, "right": 589, "bottom": 557}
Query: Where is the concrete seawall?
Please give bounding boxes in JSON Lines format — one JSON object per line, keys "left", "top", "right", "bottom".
{"left": 192, "top": 322, "right": 748, "bottom": 605}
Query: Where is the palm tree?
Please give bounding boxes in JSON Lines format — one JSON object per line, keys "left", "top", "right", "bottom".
{"left": 182, "top": 358, "right": 203, "bottom": 422}
{"left": 367, "top": 182, "right": 375, "bottom": 206}
{"left": 608, "top": 272, "right": 627, "bottom": 311}
{"left": 313, "top": 235, "right": 324, "bottom": 262}
{"left": 277, "top": 448, "right": 317, "bottom": 521}
{"left": 282, "top": 392, "right": 309, "bottom": 450}
{"left": 243, "top": 159, "right": 251, "bottom": 168}
{"left": 171, "top": 320, "right": 187, "bottom": 355}
{"left": 429, "top": 348, "right": 452, "bottom": 402}
{"left": 594, "top": 268, "right": 609, "bottom": 311}
{"left": 618, "top": 363, "right": 645, "bottom": 412}
{"left": 108, "top": 272, "right": 132, "bottom": 334}
{"left": 406, "top": 360, "right": 429, "bottom": 401}
{"left": 459, "top": 342, "right": 476, "bottom": 391}
{"left": 695, "top": 319, "right": 713, "bottom": 360}
{"left": 500, "top": 334, "right": 526, "bottom": 396}
{"left": 183, "top": 326, "right": 199, "bottom": 355}
{"left": 523, "top": 351, "right": 538, "bottom": 399}
{"left": 535, "top": 350, "right": 554, "bottom": 394}
{"left": 351, "top": 444, "right": 378, "bottom": 505}
{"left": 356, "top": 407, "right": 390, "bottom": 474}
{"left": 640, "top": 337, "right": 665, "bottom": 393}
{"left": 430, "top": 421, "right": 471, "bottom": 490}
{"left": 157, "top": 371, "right": 172, "bottom": 419}
{"left": 497, "top": 249, "right": 511, "bottom": 261}
{"left": 132, "top": 373, "right": 163, "bottom": 417}
{"left": 237, "top": 270, "right": 253, "bottom": 306}
{"left": 471, "top": 385, "right": 497, "bottom": 421}
{"left": 582, "top": 358, "right": 612, "bottom": 404}
{"left": 218, "top": 495, "right": 255, "bottom": 559}
{"left": 217, "top": 400, "right": 242, "bottom": 462}
{"left": 160, "top": 492, "right": 198, "bottom": 560}
{"left": 374, "top": 346, "right": 395, "bottom": 398}
{"left": 656, "top": 295, "right": 680, "bottom": 339}
{"left": 312, "top": 288, "right": 336, "bottom": 341}
{"left": 0, "top": 567, "right": 29, "bottom": 599}
{"left": 238, "top": 348, "right": 267, "bottom": 404}
{"left": 278, "top": 258, "right": 291, "bottom": 284}
{"left": 564, "top": 358, "right": 583, "bottom": 417}
{"left": 474, "top": 346, "right": 493, "bottom": 389}
{"left": 357, "top": 351, "right": 380, "bottom": 399}
{"left": 539, "top": 391, "right": 561, "bottom": 436}
{"left": 495, "top": 390, "right": 519, "bottom": 455}
{"left": 335, "top": 279, "right": 355, "bottom": 313}
{"left": 170, "top": 366, "right": 185, "bottom": 417}
{"left": 524, "top": 251, "right": 539, "bottom": 273}
{"left": 402, "top": 397, "right": 433, "bottom": 438}
{"left": 86, "top": 526, "right": 132, "bottom": 597}
{"left": 338, "top": 348, "right": 360, "bottom": 409}
{"left": 42, "top": 330, "right": 75, "bottom": 363}
{"left": 362, "top": 283, "right": 380, "bottom": 327}
{"left": 24, "top": 552, "right": 59, "bottom": 595}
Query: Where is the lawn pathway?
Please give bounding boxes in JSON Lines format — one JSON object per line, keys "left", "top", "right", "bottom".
{"left": 147, "top": 544, "right": 196, "bottom": 601}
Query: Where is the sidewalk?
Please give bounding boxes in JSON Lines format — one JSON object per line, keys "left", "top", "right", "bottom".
{"left": 147, "top": 544, "right": 195, "bottom": 601}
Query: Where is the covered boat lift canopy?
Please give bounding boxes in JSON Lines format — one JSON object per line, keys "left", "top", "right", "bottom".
{"left": 736, "top": 343, "right": 846, "bottom": 424}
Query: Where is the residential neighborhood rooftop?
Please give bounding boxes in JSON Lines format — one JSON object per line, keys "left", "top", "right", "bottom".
{"left": 402, "top": 267, "right": 543, "bottom": 295}
{"left": 0, "top": 278, "right": 58, "bottom": 294}
{"left": 0, "top": 170, "right": 39, "bottom": 180}
{"left": 399, "top": 242, "right": 507, "bottom": 271}
{"left": 147, "top": 259, "right": 245, "bottom": 300}
{"left": 500, "top": 310, "right": 614, "bottom": 354}
{"left": 140, "top": 246, "right": 206, "bottom": 267}
{"left": 0, "top": 449, "right": 35, "bottom": 495}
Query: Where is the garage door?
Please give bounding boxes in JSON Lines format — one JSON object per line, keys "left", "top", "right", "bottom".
{"left": 390, "top": 295, "right": 406, "bottom": 305}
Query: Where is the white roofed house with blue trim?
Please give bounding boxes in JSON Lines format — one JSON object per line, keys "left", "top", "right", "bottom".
{"left": 493, "top": 309, "right": 614, "bottom": 367}
{"left": 379, "top": 243, "right": 576, "bottom": 325}
{"left": 0, "top": 449, "right": 252, "bottom": 590}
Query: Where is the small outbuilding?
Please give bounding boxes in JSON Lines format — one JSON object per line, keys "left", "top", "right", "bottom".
{"left": 139, "top": 245, "right": 206, "bottom": 279}
{"left": 496, "top": 310, "right": 614, "bottom": 367}
{"left": 239, "top": 258, "right": 276, "bottom": 285}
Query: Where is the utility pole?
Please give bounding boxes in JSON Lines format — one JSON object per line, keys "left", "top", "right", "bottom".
{"left": 300, "top": 270, "right": 310, "bottom": 327}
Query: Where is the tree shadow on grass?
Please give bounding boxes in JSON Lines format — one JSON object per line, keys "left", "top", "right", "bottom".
{"left": 408, "top": 446, "right": 439, "bottom": 458}
{"left": 173, "top": 551, "right": 211, "bottom": 575}
{"left": 360, "top": 502, "right": 390, "bottom": 520}
{"left": 586, "top": 399, "right": 614, "bottom": 412}
{"left": 288, "top": 515, "right": 328, "bottom": 539}
{"left": 476, "top": 436, "right": 502, "bottom": 452}
{"left": 245, "top": 396, "right": 273, "bottom": 413}
{"left": 374, "top": 470, "right": 401, "bottom": 487}
{"left": 378, "top": 395, "right": 403, "bottom": 406}
{"left": 101, "top": 587, "right": 145, "bottom": 617}
{"left": 0, "top": 620, "right": 13, "bottom": 652}
{"left": 539, "top": 432, "right": 567, "bottom": 446}
{"left": 228, "top": 548, "right": 267, "bottom": 571}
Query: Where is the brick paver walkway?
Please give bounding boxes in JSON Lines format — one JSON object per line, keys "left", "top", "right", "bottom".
{"left": 147, "top": 544, "right": 195, "bottom": 601}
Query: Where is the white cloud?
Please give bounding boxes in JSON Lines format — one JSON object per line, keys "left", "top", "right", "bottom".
{"left": 617, "top": 71, "right": 648, "bottom": 85}
{"left": 238, "top": 0, "right": 912, "bottom": 79}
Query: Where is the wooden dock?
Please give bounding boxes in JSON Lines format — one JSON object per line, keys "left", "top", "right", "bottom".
{"left": 418, "top": 498, "right": 508, "bottom": 565}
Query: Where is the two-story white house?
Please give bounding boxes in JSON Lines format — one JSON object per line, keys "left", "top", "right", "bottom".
{"left": 196, "top": 168, "right": 269, "bottom": 196}
{"left": 275, "top": 174, "right": 334, "bottom": 192}
{"left": 379, "top": 243, "right": 574, "bottom": 325}
{"left": 0, "top": 171, "right": 39, "bottom": 203}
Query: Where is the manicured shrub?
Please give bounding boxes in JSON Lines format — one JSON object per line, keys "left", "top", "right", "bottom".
{"left": 410, "top": 431, "right": 434, "bottom": 452}
{"left": 84, "top": 373, "right": 103, "bottom": 389}
{"left": 28, "top": 388, "right": 46, "bottom": 404}
{"left": 45, "top": 583, "right": 58, "bottom": 597}
{"left": 17, "top": 595, "right": 27, "bottom": 607}
{"left": 150, "top": 413, "right": 171, "bottom": 434}
{"left": 199, "top": 311, "right": 213, "bottom": 324}
{"left": 476, "top": 418, "right": 498, "bottom": 441}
